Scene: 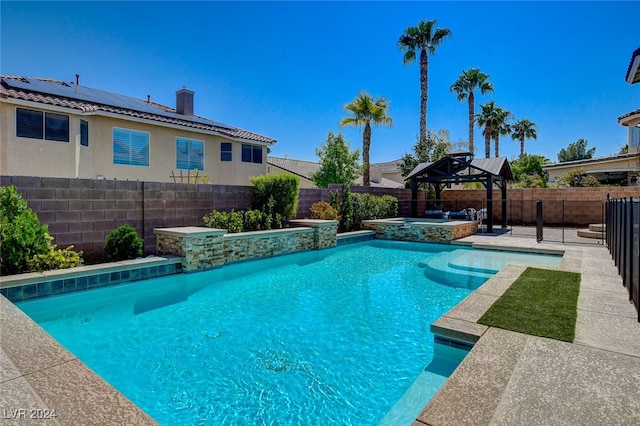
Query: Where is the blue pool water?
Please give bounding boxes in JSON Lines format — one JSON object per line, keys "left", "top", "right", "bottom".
{"left": 18, "top": 241, "right": 561, "bottom": 425}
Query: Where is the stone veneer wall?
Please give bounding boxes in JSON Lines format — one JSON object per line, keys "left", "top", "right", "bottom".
{"left": 224, "top": 229, "right": 315, "bottom": 264}
{"left": 363, "top": 219, "right": 478, "bottom": 243}
{"left": 155, "top": 220, "right": 339, "bottom": 271}
{"left": 155, "top": 227, "right": 226, "bottom": 272}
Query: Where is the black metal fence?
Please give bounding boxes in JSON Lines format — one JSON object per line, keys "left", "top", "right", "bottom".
{"left": 606, "top": 197, "right": 640, "bottom": 322}
{"left": 400, "top": 198, "right": 606, "bottom": 245}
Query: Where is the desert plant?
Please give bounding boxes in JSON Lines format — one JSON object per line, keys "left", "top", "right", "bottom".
{"left": 309, "top": 201, "right": 340, "bottom": 220}
{"left": 0, "top": 185, "right": 51, "bottom": 274}
{"left": 104, "top": 224, "right": 143, "bottom": 261}
{"left": 28, "top": 245, "right": 83, "bottom": 272}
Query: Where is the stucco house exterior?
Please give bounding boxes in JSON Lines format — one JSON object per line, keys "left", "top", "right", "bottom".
{"left": 543, "top": 47, "right": 640, "bottom": 186}
{"left": 0, "top": 75, "right": 276, "bottom": 184}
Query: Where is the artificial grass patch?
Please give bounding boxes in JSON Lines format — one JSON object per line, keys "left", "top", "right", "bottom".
{"left": 478, "top": 267, "right": 580, "bottom": 342}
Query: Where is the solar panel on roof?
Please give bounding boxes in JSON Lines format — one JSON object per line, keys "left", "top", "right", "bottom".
{"left": 3, "top": 77, "right": 236, "bottom": 130}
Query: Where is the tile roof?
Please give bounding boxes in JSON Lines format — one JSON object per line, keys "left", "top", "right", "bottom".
{"left": 618, "top": 108, "right": 640, "bottom": 123}
{"left": 0, "top": 75, "right": 276, "bottom": 144}
{"left": 625, "top": 46, "right": 640, "bottom": 84}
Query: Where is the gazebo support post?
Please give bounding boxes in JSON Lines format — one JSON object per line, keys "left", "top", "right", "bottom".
{"left": 501, "top": 181, "right": 508, "bottom": 228}
{"left": 411, "top": 180, "right": 418, "bottom": 218}
{"left": 486, "top": 174, "right": 494, "bottom": 233}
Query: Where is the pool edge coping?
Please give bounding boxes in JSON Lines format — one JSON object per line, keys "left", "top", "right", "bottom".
{"left": 420, "top": 242, "right": 584, "bottom": 424}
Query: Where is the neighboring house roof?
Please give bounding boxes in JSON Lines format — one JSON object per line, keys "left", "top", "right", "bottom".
{"left": 542, "top": 153, "right": 638, "bottom": 170}
{"left": 370, "top": 158, "right": 404, "bottom": 173}
{"left": 267, "top": 156, "right": 405, "bottom": 188}
{"left": 625, "top": 46, "right": 640, "bottom": 84}
{"left": 267, "top": 156, "right": 320, "bottom": 180}
{"left": 0, "top": 75, "right": 276, "bottom": 144}
{"left": 354, "top": 176, "right": 404, "bottom": 188}
{"left": 618, "top": 108, "right": 640, "bottom": 124}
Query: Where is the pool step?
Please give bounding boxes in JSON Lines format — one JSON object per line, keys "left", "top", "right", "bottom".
{"left": 419, "top": 250, "right": 491, "bottom": 289}
{"left": 577, "top": 223, "right": 605, "bottom": 239}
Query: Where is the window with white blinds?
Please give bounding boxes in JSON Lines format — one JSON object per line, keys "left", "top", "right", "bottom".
{"left": 176, "top": 137, "right": 204, "bottom": 170}
{"left": 113, "top": 128, "right": 149, "bottom": 166}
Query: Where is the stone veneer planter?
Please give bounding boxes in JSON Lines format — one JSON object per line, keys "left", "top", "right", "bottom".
{"left": 362, "top": 218, "right": 478, "bottom": 243}
{"left": 155, "top": 220, "right": 339, "bottom": 271}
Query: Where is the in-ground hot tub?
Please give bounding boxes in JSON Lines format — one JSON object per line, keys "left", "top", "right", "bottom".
{"left": 362, "top": 217, "right": 478, "bottom": 243}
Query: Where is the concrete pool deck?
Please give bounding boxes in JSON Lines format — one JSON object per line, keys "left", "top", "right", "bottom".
{"left": 417, "top": 232, "right": 640, "bottom": 426}
{"left": 1, "top": 231, "right": 639, "bottom": 425}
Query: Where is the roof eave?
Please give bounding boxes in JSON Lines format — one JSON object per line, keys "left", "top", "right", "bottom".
{"left": 625, "top": 49, "right": 640, "bottom": 84}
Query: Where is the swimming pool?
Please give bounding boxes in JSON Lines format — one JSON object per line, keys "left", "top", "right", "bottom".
{"left": 17, "top": 240, "right": 561, "bottom": 425}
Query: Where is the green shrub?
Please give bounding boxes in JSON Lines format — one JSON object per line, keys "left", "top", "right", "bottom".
{"left": 310, "top": 201, "right": 340, "bottom": 220}
{"left": 203, "top": 210, "right": 244, "bottom": 233}
{"left": 330, "top": 188, "right": 398, "bottom": 232}
{"left": 250, "top": 174, "right": 300, "bottom": 220}
{"left": 104, "top": 225, "right": 143, "bottom": 261}
{"left": 28, "top": 245, "right": 83, "bottom": 272}
{"left": 338, "top": 187, "right": 355, "bottom": 232}
{"left": 242, "top": 209, "right": 266, "bottom": 232}
{"left": 353, "top": 193, "right": 398, "bottom": 221}
{"left": 0, "top": 186, "right": 51, "bottom": 274}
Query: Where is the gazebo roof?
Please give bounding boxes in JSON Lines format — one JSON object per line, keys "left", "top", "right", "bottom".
{"left": 406, "top": 154, "right": 513, "bottom": 182}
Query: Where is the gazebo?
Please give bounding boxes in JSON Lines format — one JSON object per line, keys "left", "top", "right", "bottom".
{"left": 405, "top": 151, "right": 513, "bottom": 233}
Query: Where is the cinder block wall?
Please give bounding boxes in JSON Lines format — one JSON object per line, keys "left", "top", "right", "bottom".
{"left": 440, "top": 187, "right": 640, "bottom": 226}
{"left": 5, "top": 174, "right": 636, "bottom": 262}
{"left": 1, "top": 176, "right": 252, "bottom": 263}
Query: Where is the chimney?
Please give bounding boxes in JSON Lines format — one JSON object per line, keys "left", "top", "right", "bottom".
{"left": 176, "top": 86, "right": 194, "bottom": 116}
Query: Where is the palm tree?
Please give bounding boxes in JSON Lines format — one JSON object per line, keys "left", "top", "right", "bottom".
{"left": 476, "top": 101, "right": 499, "bottom": 158}
{"left": 491, "top": 106, "right": 512, "bottom": 157}
{"left": 398, "top": 19, "right": 451, "bottom": 143}
{"left": 450, "top": 68, "right": 494, "bottom": 156}
{"left": 340, "top": 92, "right": 393, "bottom": 186}
{"left": 511, "top": 118, "right": 538, "bottom": 158}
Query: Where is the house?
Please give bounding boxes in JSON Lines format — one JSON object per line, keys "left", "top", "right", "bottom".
{"left": 266, "top": 156, "right": 405, "bottom": 188}
{"left": 543, "top": 47, "right": 640, "bottom": 186}
{"left": 0, "top": 75, "right": 276, "bottom": 184}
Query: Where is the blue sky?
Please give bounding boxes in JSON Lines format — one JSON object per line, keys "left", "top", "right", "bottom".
{"left": 2, "top": 1, "right": 639, "bottom": 164}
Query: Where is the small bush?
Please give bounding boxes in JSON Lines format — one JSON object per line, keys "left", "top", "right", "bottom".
{"left": 330, "top": 188, "right": 398, "bottom": 232}
{"left": 310, "top": 201, "right": 340, "bottom": 220}
{"left": 242, "top": 209, "right": 266, "bottom": 232}
{"left": 104, "top": 225, "right": 143, "bottom": 261}
{"left": 250, "top": 174, "right": 300, "bottom": 220}
{"left": 28, "top": 245, "right": 83, "bottom": 272}
{"left": 203, "top": 210, "right": 244, "bottom": 233}
{"left": 0, "top": 186, "right": 52, "bottom": 274}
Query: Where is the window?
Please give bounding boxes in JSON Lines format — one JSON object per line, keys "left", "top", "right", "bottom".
{"left": 80, "top": 120, "right": 89, "bottom": 147}
{"left": 113, "top": 128, "right": 149, "bottom": 166}
{"left": 241, "top": 143, "right": 263, "bottom": 164}
{"left": 632, "top": 126, "right": 640, "bottom": 147}
{"left": 221, "top": 142, "right": 232, "bottom": 161}
{"left": 176, "top": 137, "right": 204, "bottom": 170}
{"left": 16, "top": 108, "right": 69, "bottom": 142}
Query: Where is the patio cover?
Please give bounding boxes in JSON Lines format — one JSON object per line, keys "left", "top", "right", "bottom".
{"left": 405, "top": 151, "right": 513, "bottom": 232}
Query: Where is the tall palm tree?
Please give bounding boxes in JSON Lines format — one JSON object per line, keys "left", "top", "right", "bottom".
{"left": 450, "top": 68, "right": 494, "bottom": 156}
{"left": 491, "top": 106, "right": 512, "bottom": 157}
{"left": 476, "top": 101, "right": 499, "bottom": 158}
{"left": 398, "top": 19, "right": 451, "bottom": 143}
{"left": 340, "top": 92, "right": 393, "bottom": 186}
{"left": 511, "top": 118, "right": 538, "bottom": 158}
